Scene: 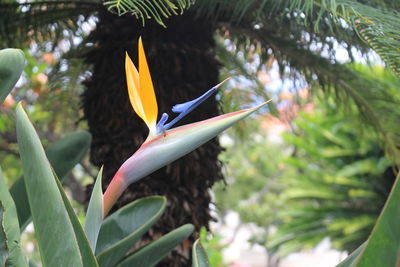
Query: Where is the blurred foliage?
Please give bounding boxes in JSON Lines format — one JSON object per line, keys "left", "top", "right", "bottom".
{"left": 214, "top": 119, "right": 294, "bottom": 264}
{"left": 0, "top": 48, "right": 91, "bottom": 185}
{"left": 3, "top": 0, "right": 400, "bottom": 164}
{"left": 215, "top": 64, "right": 400, "bottom": 260}
{"left": 0, "top": 48, "right": 94, "bottom": 265}
{"left": 270, "top": 96, "right": 395, "bottom": 255}
{"left": 198, "top": 227, "right": 226, "bottom": 267}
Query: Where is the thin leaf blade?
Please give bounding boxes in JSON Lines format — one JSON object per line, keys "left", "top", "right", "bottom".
{"left": 84, "top": 167, "right": 104, "bottom": 252}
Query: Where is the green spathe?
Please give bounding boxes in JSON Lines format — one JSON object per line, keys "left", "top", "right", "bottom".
{"left": 103, "top": 101, "right": 268, "bottom": 214}
{"left": 123, "top": 102, "right": 267, "bottom": 184}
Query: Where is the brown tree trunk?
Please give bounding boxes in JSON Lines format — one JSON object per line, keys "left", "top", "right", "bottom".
{"left": 82, "top": 9, "right": 223, "bottom": 266}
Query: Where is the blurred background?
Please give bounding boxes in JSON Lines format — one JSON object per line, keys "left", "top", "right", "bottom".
{"left": 1, "top": 1, "right": 399, "bottom": 266}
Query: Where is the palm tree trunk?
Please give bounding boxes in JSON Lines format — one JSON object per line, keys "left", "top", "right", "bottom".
{"left": 82, "top": 9, "right": 222, "bottom": 266}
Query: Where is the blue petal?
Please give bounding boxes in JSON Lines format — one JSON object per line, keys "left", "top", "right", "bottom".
{"left": 163, "top": 87, "right": 217, "bottom": 131}
{"left": 156, "top": 113, "right": 169, "bottom": 134}
{"left": 156, "top": 78, "right": 230, "bottom": 134}
{"left": 172, "top": 87, "right": 216, "bottom": 113}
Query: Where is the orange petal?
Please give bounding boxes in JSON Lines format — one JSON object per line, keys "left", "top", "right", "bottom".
{"left": 138, "top": 37, "right": 158, "bottom": 130}
{"left": 125, "top": 52, "right": 145, "bottom": 121}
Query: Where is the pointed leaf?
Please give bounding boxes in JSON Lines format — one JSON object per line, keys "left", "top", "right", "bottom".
{"left": 96, "top": 196, "right": 166, "bottom": 267}
{"left": 354, "top": 172, "right": 400, "bottom": 266}
{"left": 0, "top": 49, "right": 25, "bottom": 104}
{"left": 10, "top": 131, "right": 91, "bottom": 230}
{"left": 54, "top": 172, "right": 98, "bottom": 267}
{"left": 16, "top": 103, "right": 83, "bottom": 267}
{"left": 0, "top": 168, "right": 27, "bottom": 267}
{"left": 84, "top": 167, "right": 104, "bottom": 252}
{"left": 336, "top": 242, "right": 366, "bottom": 267}
{"left": 117, "top": 224, "right": 194, "bottom": 267}
{"left": 192, "top": 239, "right": 210, "bottom": 267}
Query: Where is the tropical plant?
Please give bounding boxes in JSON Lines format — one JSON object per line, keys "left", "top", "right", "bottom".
{"left": 267, "top": 72, "right": 400, "bottom": 256}
{"left": 0, "top": 48, "right": 194, "bottom": 267}
{"left": 0, "top": 44, "right": 265, "bottom": 266}
{"left": 1, "top": 1, "right": 400, "bottom": 265}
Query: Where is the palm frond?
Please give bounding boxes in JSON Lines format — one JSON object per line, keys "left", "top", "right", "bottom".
{"left": 0, "top": 1, "right": 100, "bottom": 47}
{"left": 102, "top": 0, "right": 194, "bottom": 27}
{"left": 194, "top": 0, "right": 400, "bottom": 76}
{"left": 269, "top": 98, "right": 396, "bottom": 254}
{"left": 313, "top": 0, "right": 400, "bottom": 76}
{"left": 217, "top": 14, "right": 400, "bottom": 164}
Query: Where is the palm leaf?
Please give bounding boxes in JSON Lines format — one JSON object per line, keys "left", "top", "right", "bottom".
{"left": 0, "top": 1, "right": 99, "bottom": 47}
{"left": 103, "top": 0, "right": 194, "bottom": 27}
{"left": 194, "top": 0, "right": 400, "bottom": 76}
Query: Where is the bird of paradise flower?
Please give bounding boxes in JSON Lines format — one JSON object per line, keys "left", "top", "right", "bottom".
{"left": 102, "top": 37, "right": 270, "bottom": 215}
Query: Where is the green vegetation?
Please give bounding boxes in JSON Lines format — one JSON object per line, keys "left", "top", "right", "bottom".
{"left": 1, "top": 1, "right": 400, "bottom": 266}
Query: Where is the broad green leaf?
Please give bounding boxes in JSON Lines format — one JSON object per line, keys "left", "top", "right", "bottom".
{"left": 117, "top": 224, "right": 194, "bottom": 267}
{"left": 336, "top": 242, "right": 366, "bottom": 267}
{"left": 192, "top": 239, "right": 210, "bottom": 267}
{"left": 10, "top": 131, "right": 91, "bottom": 230}
{"left": 0, "top": 49, "right": 25, "bottom": 104}
{"left": 16, "top": 103, "right": 83, "bottom": 267}
{"left": 96, "top": 196, "right": 166, "bottom": 267}
{"left": 354, "top": 172, "right": 400, "bottom": 266}
{"left": 0, "top": 168, "right": 27, "bottom": 267}
{"left": 54, "top": 172, "right": 98, "bottom": 267}
{"left": 84, "top": 167, "right": 104, "bottom": 252}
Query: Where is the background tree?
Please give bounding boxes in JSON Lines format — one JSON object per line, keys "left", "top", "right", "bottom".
{"left": 1, "top": 1, "right": 399, "bottom": 266}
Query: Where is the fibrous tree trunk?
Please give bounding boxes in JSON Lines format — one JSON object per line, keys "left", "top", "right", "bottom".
{"left": 82, "top": 9, "right": 223, "bottom": 266}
